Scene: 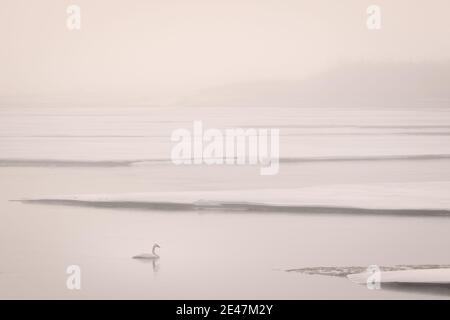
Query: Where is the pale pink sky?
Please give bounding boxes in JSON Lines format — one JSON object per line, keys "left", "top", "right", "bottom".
{"left": 0, "top": 0, "right": 449, "bottom": 97}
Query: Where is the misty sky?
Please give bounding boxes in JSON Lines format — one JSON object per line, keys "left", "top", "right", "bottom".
{"left": 1, "top": 0, "right": 449, "bottom": 98}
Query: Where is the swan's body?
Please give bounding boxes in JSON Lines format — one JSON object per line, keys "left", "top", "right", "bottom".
{"left": 133, "top": 243, "right": 160, "bottom": 260}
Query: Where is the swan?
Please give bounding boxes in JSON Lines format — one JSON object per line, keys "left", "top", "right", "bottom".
{"left": 132, "top": 243, "right": 160, "bottom": 260}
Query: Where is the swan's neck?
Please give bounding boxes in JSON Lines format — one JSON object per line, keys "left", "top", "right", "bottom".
{"left": 152, "top": 246, "right": 159, "bottom": 257}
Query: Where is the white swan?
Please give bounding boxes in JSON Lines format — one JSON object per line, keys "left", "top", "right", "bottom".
{"left": 132, "top": 243, "right": 160, "bottom": 260}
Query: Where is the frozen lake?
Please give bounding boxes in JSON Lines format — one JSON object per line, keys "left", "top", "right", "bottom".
{"left": 1, "top": 106, "right": 450, "bottom": 299}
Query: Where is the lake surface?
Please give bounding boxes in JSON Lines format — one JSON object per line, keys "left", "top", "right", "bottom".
{"left": 1, "top": 106, "right": 450, "bottom": 299}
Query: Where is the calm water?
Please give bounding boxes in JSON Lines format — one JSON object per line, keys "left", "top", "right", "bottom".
{"left": 1, "top": 106, "right": 450, "bottom": 299}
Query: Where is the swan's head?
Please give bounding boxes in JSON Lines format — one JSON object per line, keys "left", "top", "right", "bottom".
{"left": 152, "top": 243, "right": 161, "bottom": 256}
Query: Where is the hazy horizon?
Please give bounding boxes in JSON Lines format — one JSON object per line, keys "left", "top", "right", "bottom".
{"left": 1, "top": 0, "right": 450, "bottom": 99}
